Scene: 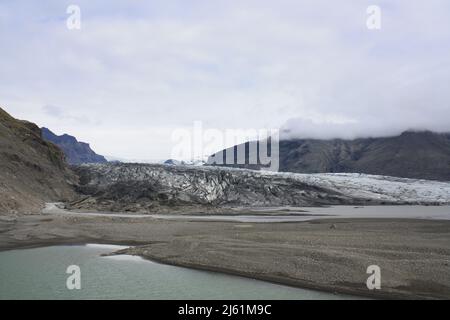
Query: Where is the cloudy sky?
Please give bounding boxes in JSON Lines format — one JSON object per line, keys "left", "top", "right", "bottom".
{"left": 1, "top": 0, "right": 450, "bottom": 160}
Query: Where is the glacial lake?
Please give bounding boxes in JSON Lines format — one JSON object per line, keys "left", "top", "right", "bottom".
{"left": 0, "top": 244, "right": 354, "bottom": 300}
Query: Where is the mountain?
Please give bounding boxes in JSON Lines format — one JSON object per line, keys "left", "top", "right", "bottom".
{"left": 0, "top": 107, "right": 76, "bottom": 214}
{"left": 41, "top": 127, "right": 107, "bottom": 165}
{"left": 207, "top": 131, "right": 450, "bottom": 181}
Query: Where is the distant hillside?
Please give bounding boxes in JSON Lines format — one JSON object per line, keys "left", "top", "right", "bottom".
{"left": 207, "top": 131, "right": 450, "bottom": 181}
{"left": 0, "top": 107, "right": 76, "bottom": 214}
{"left": 42, "top": 127, "right": 107, "bottom": 165}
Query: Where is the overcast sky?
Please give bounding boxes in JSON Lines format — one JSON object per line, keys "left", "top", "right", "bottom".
{"left": 1, "top": 0, "right": 450, "bottom": 160}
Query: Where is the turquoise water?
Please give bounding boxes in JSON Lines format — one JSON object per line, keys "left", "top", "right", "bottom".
{"left": 0, "top": 244, "right": 354, "bottom": 300}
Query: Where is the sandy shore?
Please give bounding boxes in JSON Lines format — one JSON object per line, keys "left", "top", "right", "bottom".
{"left": 1, "top": 209, "right": 450, "bottom": 299}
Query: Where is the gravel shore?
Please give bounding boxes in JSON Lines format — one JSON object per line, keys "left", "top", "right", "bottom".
{"left": 1, "top": 209, "right": 450, "bottom": 299}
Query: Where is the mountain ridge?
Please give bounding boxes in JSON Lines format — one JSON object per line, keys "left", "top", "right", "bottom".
{"left": 207, "top": 130, "right": 450, "bottom": 181}
{"left": 41, "top": 127, "right": 107, "bottom": 165}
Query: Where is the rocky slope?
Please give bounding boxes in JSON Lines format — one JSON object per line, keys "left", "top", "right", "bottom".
{"left": 0, "top": 107, "right": 76, "bottom": 214}
{"left": 70, "top": 163, "right": 450, "bottom": 213}
{"left": 208, "top": 131, "right": 450, "bottom": 181}
{"left": 41, "top": 127, "right": 107, "bottom": 165}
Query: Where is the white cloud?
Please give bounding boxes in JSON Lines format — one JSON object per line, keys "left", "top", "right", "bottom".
{"left": 1, "top": 0, "right": 450, "bottom": 159}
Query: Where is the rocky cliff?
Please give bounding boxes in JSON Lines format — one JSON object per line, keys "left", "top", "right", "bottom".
{"left": 0, "top": 107, "right": 76, "bottom": 214}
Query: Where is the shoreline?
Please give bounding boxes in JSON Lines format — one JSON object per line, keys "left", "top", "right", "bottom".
{"left": 107, "top": 247, "right": 375, "bottom": 299}
{"left": 1, "top": 241, "right": 359, "bottom": 299}
{"left": 0, "top": 227, "right": 438, "bottom": 300}
{"left": 0, "top": 239, "right": 373, "bottom": 299}
{"left": 1, "top": 210, "right": 450, "bottom": 299}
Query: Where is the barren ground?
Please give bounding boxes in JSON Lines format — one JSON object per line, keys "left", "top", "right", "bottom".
{"left": 1, "top": 208, "right": 449, "bottom": 299}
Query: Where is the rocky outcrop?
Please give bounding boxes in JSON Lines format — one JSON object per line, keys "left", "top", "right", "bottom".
{"left": 208, "top": 131, "right": 450, "bottom": 181}
{"left": 0, "top": 107, "right": 76, "bottom": 214}
{"left": 41, "top": 127, "right": 107, "bottom": 165}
